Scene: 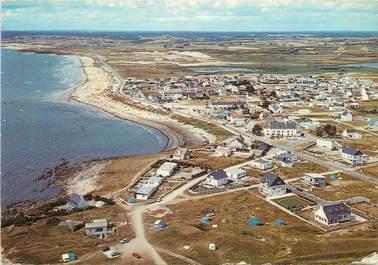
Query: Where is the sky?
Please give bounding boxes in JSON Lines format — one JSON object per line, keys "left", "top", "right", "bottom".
{"left": 2, "top": 0, "right": 378, "bottom": 31}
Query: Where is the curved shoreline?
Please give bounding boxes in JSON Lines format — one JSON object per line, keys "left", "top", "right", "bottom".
{"left": 68, "top": 56, "right": 174, "bottom": 151}
{"left": 68, "top": 55, "right": 194, "bottom": 151}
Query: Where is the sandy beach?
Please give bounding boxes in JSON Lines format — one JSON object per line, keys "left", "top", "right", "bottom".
{"left": 69, "top": 56, "right": 210, "bottom": 151}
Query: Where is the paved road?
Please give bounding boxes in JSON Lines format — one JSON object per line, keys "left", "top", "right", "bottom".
{"left": 117, "top": 175, "right": 207, "bottom": 265}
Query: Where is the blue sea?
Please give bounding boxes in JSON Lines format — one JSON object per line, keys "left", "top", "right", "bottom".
{"left": 1, "top": 48, "right": 167, "bottom": 206}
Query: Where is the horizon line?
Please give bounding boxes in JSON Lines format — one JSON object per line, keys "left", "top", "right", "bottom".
{"left": 2, "top": 30, "right": 378, "bottom": 33}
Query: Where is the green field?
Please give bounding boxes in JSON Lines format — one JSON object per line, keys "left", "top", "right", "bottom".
{"left": 273, "top": 196, "right": 313, "bottom": 210}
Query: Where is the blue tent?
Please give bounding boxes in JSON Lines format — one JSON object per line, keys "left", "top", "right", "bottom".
{"left": 330, "top": 174, "right": 337, "bottom": 180}
{"left": 275, "top": 219, "right": 285, "bottom": 225}
{"left": 127, "top": 197, "right": 136, "bottom": 204}
{"left": 154, "top": 220, "right": 167, "bottom": 230}
{"left": 248, "top": 218, "right": 262, "bottom": 227}
{"left": 201, "top": 216, "right": 210, "bottom": 224}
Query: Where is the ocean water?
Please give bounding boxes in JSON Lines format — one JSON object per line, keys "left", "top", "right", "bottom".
{"left": 1, "top": 48, "right": 167, "bottom": 206}
{"left": 342, "top": 62, "right": 378, "bottom": 69}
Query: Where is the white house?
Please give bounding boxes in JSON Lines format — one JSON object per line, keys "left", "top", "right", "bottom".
{"left": 215, "top": 146, "right": 232, "bottom": 157}
{"left": 250, "top": 159, "right": 273, "bottom": 171}
{"left": 85, "top": 219, "right": 116, "bottom": 238}
{"left": 342, "top": 129, "right": 362, "bottom": 139}
{"left": 315, "top": 203, "right": 351, "bottom": 226}
{"left": 367, "top": 119, "right": 378, "bottom": 131}
{"left": 341, "top": 147, "right": 367, "bottom": 165}
{"left": 316, "top": 139, "right": 335, "bottom": 151}
{"left": 173, "top": 148, "right": 190, "bottom": 160}
{"left": 224, "top": 135, "right": 245, "bottom": 150}
{"left": 263, "top": 121, "right": 301, "bottom": 138}
{"left": 260, "top": 173, "right": 287, "bottom": 197}
{"left": 134, "top": 176, "right": 163, "bottom": 200}
{"left": 156, "top": 162, "right": 177, "bottom": 177}
{"left": 275, "top": 151, "right": 297, "bottom": 168}
{"left": 269, "top": 104, "right": 284, "bottom": 114}
{"left": 225, "top": 168, "right": 247, "bottom": 180}
{"left": 340, "top": 111, "right": 353, "bottom": 122}
{"left": 205, "top": 169, "right": 228, "bottom": 187}
{"left": 66, "top": 193, "right": 89, "bottom": 210}
{"left": 304, "top": 173, "right": 326, "bottom": 187}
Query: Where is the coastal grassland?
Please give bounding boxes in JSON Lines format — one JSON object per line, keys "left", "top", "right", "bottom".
{"left": 171, "top": 114, "right": 233, "bottom": 142}
{"left": 364, "top": 165, "right": 378, "bottom": 179}
{"left": 94, "top": 154, "right": 166, "bottom": 195}
{"left": 274, "top": 161, "right": 329, "bottom": 179}
{"left": 315, "top": 173, "right": 378, "bottom": 202}
{"left": 1, "top": 205, "right": 128, "bottom": 264}
{"left": 144, "top": 190, "right": 378, "bottom": 265}
{"left": 353, "top": 99, "right": 378, "bottom": 119}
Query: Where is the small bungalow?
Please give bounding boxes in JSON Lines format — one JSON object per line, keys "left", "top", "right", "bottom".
{"left": 205, "top": 169, "right": 228, "bottom": 187}
{"left": 340, "top": 111, "right": 352, "bottom": 122}
{"left": 85, "top": 219, "right": 116, "bottom": 238}
{"left": 304, "top": 173, "right": 326, "bottom": 187}
{"left": 250, "top": 159, "right": 273, "bottom": 171}
{"left": 275, "top": 151, "right": 297, "bottom": 168}
{"left": 134, "top": 176, "right": 163, "bottom": 200}
{"left": 215, "top": 146, "right": 232, "bottom": 157}
{"left": 225, "top": 167, "right": 247, "bottom": 180}
{"left": 367, "top": 119, "right": 378, "bottom": 131}
{"left": 173, "top": 148, "right": 191, "bottom": 160}
{"left": 315, "top": 203, "right": 351, "bottom": 226}
{"left": 156, "top": 162, "right": 177, "bottom": 177}
{"left": 252, "top": 140, "right": 272, "bottom": 155}
{"left": 224, "top": 135, "right": 246, "bottom": 150}
{"left": 66, "top": 193, "right": 89, "bottom": 210}
{"left": 342, "top": 128, "right": 362, "bottom": 139}
{"left": 316, "top": 139, "right": 335, "bottom": 151}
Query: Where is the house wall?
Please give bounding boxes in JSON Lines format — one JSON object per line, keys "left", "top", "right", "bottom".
{"left": 341, "top": 153, "right": 366, "bottom": 165}
{"left": 262, "top": 184, "right": 287, "bottom": 196}
{"left": 263, "top": 128, "right": 300, "bottom": 138}
{"left": 206, "top": 177, "right": 227, "bottom": 187}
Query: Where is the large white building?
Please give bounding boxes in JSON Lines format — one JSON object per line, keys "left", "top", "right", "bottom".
{"left": 315, "top": 203, "right": 351, "bottom": 226}
{"left": 263, "top": 121, "right": 301, "bottom": 138}
{"left": 260, "top": 173, "right": 287, "bottom": 197}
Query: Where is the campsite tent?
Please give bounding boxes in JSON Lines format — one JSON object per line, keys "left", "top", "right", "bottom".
{"left": 154, "top": 220, "right": 167, "bottom": 230}
{"left": 127, "top": 197, "right": 136, "bottom": 204}
{"left": 248, "top": 218, "right": 262, "bottom": 227}
{"left": 62, "top": 252, "right": 77, "bottom": 262}
{"left": 201, "top": 216, "right": 211, "bottom": 224}
{"left": 275, "top": 219, "right": 285, "bottom": 225}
